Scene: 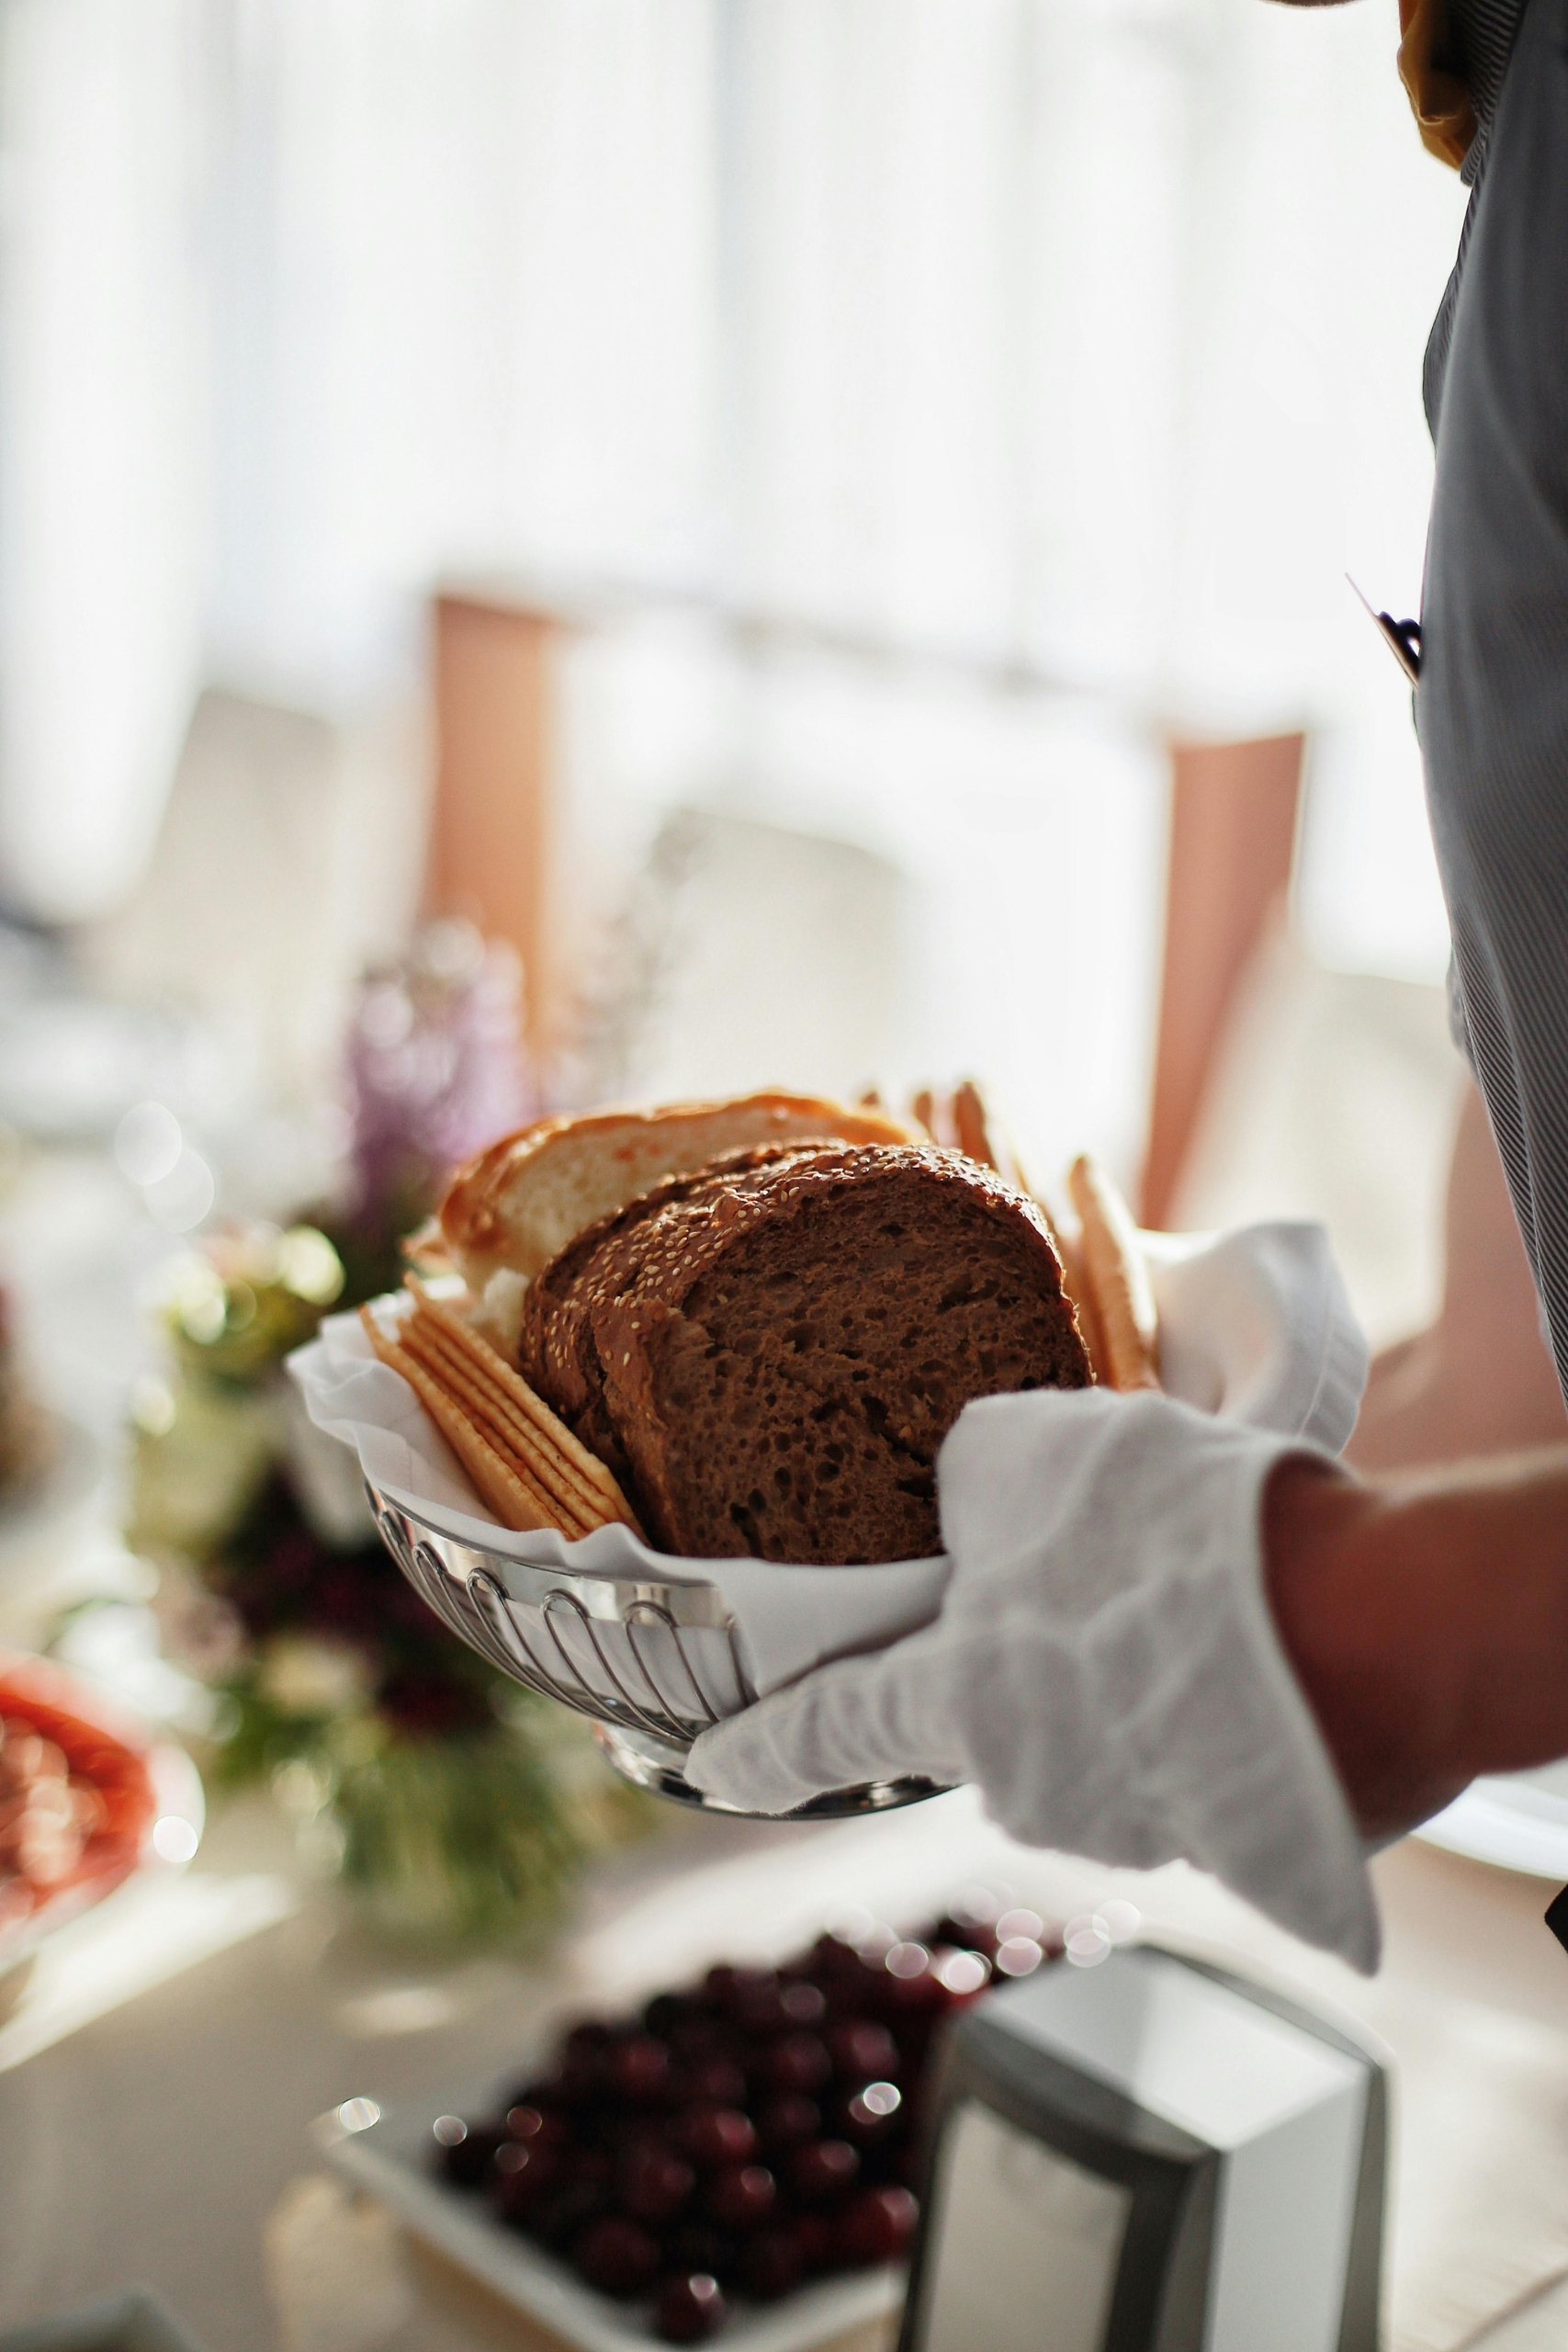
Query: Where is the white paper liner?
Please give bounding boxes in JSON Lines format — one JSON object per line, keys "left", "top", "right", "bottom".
{"left": 288, "top": 1304, "right": 951, "bottom": 1705}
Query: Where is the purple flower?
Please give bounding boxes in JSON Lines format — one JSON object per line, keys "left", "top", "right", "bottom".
{"left": 344, "top": 922, "right": 533, "bottom": 1226}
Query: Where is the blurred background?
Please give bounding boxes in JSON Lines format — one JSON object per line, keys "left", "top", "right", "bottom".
{"left": 0, "top": 0, "right": 1470, "bottom": 1337}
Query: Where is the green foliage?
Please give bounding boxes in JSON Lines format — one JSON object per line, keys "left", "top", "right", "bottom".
{"left": 331, "top": 1725, "right": 586, "bottom": 1947}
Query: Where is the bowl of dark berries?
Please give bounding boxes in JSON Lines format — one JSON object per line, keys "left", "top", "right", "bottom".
{"left": 317, "top": 1891, "right": 1064, "bottom": 2347}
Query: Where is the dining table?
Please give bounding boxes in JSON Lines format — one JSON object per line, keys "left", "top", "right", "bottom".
{"left": 3, "top": 1768, "right": 1568, "bottom": 2352}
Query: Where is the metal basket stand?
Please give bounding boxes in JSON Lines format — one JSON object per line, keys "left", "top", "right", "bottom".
{"left": 366, "top": 1485, "right": 946, "bottom": 1820}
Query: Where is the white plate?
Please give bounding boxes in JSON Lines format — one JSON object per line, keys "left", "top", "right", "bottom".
{"left": 1416, "top": 1762, "right": 1568, "bottom": 1880}
{"left": 313, "top": 2087, "right": 906, "bottom": 2352}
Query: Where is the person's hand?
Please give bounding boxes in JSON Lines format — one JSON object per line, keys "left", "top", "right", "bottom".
{"left": 686, "top": 1227, "right": 1378, "bottom": 1971}
{"left": 688, "top": 1386, "right": 1377, "bottom": 1967}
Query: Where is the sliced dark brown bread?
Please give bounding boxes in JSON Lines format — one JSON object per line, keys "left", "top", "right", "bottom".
{"left": 519, "top": 1143, "right": 812, "bottom": 1487}
{"left": 518, "top": 1143, "right": 1091, "bottom": 1564}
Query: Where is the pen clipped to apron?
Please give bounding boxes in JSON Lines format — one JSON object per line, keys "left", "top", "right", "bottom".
{"left": 1348, "top": 574, "right": 1423, "bottom": 684}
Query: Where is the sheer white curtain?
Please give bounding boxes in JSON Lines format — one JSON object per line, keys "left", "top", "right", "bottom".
{"left": 202, "top": 0, "right": 719, "bottom": 700}
{"left": 0, "top": 0, "right": 208, "bottom": 922}
{"left": 725, "top": 0, "right": 1466, "bottom": 977}
{"left": 0, "top": 0, "right": 1467, "bottom": 993}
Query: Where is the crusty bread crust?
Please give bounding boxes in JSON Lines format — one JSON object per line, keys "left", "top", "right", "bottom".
{"left": 437, "top": 1092, "right": 910, "bottom": 1291}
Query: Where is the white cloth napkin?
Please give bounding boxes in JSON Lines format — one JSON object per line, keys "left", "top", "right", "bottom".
{"left": 1145, "top": 1219, "right": 1368, "bottom": 1450}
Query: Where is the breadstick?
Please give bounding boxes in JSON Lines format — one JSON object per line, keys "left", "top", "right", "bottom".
{"left": 1066, "top": 1156, "right": 1159, "bottom": 1392}
{"left": 909, "top": 1088, "right": 939, "bottom": 1143}
{"left": 952, "top": 1080, "right": 999, "bottom": 1171}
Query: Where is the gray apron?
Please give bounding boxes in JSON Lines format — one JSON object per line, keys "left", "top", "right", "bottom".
{"left": 1419, "top": 0, "right": 1568, "bottom": 1396}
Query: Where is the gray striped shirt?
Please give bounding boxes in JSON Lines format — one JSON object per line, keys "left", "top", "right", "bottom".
{"left": 1452, "top": 0, "right": 1524, "bottom": 180}
{"left": 1419, "top": 0, "right": 1568, "bottom": 1396}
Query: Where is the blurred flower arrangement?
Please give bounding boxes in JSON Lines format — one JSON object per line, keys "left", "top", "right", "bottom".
{"left": 336, "top": 918, "right": 533, "bottom": 1303}
{"left": 129, "top": 922, "right": 650, "bottom": 1945}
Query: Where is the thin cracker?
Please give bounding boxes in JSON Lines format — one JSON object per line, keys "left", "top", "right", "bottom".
{"left": 399, "top": 1329, "right": 592, "bottom": 1537}
{"left": 360, "top": 1306, "right": 570, "bottom": 1533}
{"left": 403, "top": 1305, "right": 602, "bottom": 1509}
{"left": 407, "top": 1283, "right": 632, "bottom": 1511}
{"left": 399, "top": 1313, "right": 606, "bottom": 1537}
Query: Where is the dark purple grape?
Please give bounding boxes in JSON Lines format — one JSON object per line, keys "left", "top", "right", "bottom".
{"left": 931, "top": 1912, "right": 998, "bottom": 1958}
{"left": 493, "top": 2140, "right": 564, "bottom": 2224}
{"left": 557, "top": 2046, "right": 609, "bottom": 2100}
{"left": 563, "top": 2148, "right": 615, "bottom": 2188}
{"left": 840, "top": 2080, "right": 903, "bottom": 2147}
{"left": 756, "top": 2093, "right": 820, "bottom": 2152}
{"left": 682, "top": 2056, "right": 747, "bottom": 2109}
{"left": 840, "top": 2185, "right": 919, "bottom": 2264}
{"left": 617, "top": 2116, "right": 678, "bottom": 2165}
{"left": 829, "top": 1953, "right": 884, "bottom": 1992}
{"left": 620, "top": 2147, "right": 695, "bottom": 2225}
{"left": 761, "top": 2032, "right": 832, "bottom": 2095}
{"left": 655, "top": 2272, "right": 727, "bottom": 2344}
{"left": 643, "top": 1990, "right": 698, "bottom": 2039}
{"left": 609, "top": 2034, "right": 674, "bottom": 2103}
{"left": 663, "top": 2222, "right": 738, "bottom": 2282}
{"left": 705, "top": 2163, "right": 776, "bottom": 2230}
{"left": 670, "top": 2013, "right": 738, "bottom": 2064}
{"left": 432, "top": 2115, "right": 504, "bottom": 2188}
{"left": 730, "top": 1973, "right": 791, "bottom": 2036}
{"left": 806, "top": 1934, "right": 876, "bottom": 2003}
{"left": 792, "top": 2211, "right": 842, "bottom": 2275}
{"left": 787, "top": 2139, "right": 861, "bottom": 2206}
{"left": 571, "top": 2215, "right": 660, "bottom": 2297}
{"left": 532, "top": 2177, "right": 611, "bottom": 2249}
{"left": 504, "top": 2102, "right": 568, "bottom": 2150}
{"left": 738, "top": 2228, "right": 805, "bottom": 2300}
{"left": 878, "top": 1945, "right": 950, "bottom": 2030}
{"left": 778, "top": 1980, "right": 827, "bottom": 2027}
{"left": 675, "top": 2107, "right": 757, "bottom": 2167}
{"left": 828, "top": 2021, "right": 899, "bottom": 2082}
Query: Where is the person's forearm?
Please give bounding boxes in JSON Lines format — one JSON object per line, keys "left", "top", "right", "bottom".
{"left": 1264, "top": 1449, "right": 1568, "bottom": 1837}
{"left": 1346, "top": 1083, "right": 1568, "bottom": 1474}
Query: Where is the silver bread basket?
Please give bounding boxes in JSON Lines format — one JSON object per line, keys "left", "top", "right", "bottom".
{"left": 365, "top": 1481, "right": 945, "bottom": 1818}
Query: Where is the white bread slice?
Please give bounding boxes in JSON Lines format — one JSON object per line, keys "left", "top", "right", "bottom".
{"left": 438, "top": 1091, "right": 911, "bottom": 1294}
